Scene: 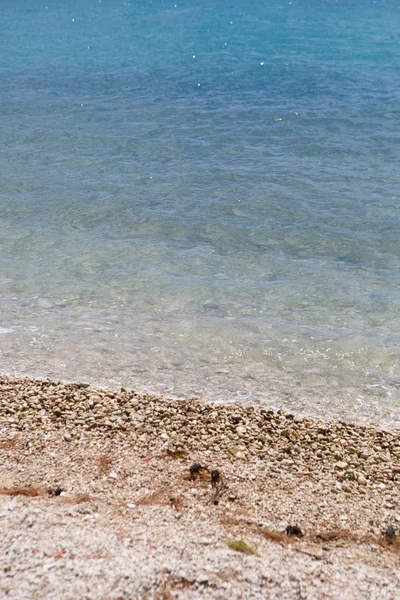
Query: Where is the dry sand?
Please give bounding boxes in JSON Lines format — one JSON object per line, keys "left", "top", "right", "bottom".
{"left": 1, "top": 375, "right": 400, "bottom": 599}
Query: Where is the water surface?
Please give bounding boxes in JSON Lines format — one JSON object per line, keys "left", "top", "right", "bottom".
{"left": 1, "top": 0, "right": 400, "bottom": 427}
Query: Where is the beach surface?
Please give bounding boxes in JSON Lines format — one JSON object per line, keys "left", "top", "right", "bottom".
{"left": 1, "top": 376, "right": 400, "bottom": 599}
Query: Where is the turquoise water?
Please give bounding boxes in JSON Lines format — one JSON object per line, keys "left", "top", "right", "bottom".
{"left": 1, "top": 0, "right": 400, "bottom": 426}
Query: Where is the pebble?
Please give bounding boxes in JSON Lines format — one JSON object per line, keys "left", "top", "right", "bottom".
{"left": 0, "top": 375, "right": 399, "bottom": 493}
{"left": 244, "top": 571, "right": 260, "bottom": 585}
{"left": 335, "top": 462, "right": 348, "bottom": 470}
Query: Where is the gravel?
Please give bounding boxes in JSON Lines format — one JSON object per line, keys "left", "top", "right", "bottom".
{"left": 1, "top": 375, "right": 400, "bottom": 599}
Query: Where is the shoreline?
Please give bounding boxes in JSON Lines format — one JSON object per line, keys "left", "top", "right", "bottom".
{"left": 2, "top": 362, "right": 399, "bottom": 432}
{"left": 1, "top": 375, "right": 400, "bottom": 598}
{"left": 1, "top": 374, "right": 399, "bottom": 460}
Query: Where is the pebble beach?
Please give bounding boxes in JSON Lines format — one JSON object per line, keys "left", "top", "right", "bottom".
{"left": 1, "top": 375, "right": 400, "bottom": 599}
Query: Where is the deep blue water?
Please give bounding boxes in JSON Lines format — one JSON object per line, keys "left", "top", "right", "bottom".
{"left": 1, "top": 0, "right": 400, "bottom": 426}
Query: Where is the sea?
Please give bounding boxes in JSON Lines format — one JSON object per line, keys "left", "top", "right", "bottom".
{"left": 1, "top": 0, "right": 400, "bottom": 428}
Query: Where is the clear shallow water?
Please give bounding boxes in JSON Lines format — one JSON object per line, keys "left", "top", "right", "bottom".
{"left": 1, "top": 0, "right": 400, "bottom": 427}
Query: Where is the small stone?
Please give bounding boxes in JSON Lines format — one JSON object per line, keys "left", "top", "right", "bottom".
{"left": 244, "top": 571, "right": 259, "bottom": 585}
{"left": 108, "top": 471, "right": 118, "bottom": 480}
{"left": 335, "top": 461, "right": 348, "bottom": 470}
{"left": 358, "top": 475, "right": 367, "bottom": 485}
{"left": 63, "top": 433, "right": 72, "bottom": 442}
{"left": 197, "top": 573, "right": 209, "bottom": 584}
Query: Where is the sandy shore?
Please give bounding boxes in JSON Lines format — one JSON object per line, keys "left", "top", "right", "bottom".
{"left": 1, "top": 375, "right": 400, "bottom": 599}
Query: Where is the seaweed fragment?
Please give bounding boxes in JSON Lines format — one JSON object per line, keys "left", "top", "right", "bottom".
{"left": 189, "top": 463, "right": 209, "bottom": 479}
{"left": 0, "top": 439, "right": 16, "bottom": 450}
{"left": 98, "top": 455, "right": 113, "bottom": 474}
{"left": 49, "top": 486, "right": 64, "bottom": 496}
{"left": 226, "top": 539, "right": 256, "bottom": 555}
{"left": 210, "top": 469, "right": 221, "bottom": 487}
{"left": 0, "top": 486, "right": 43, "bottom": 497}
{"left": 385, "top": 525, "right": 396, "bottom": 544}
{"left": 208, "top": 470, "right": 228, "bottom": 505}
{"left": 286, "top": 525, "right": 304, "bottom": 537}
